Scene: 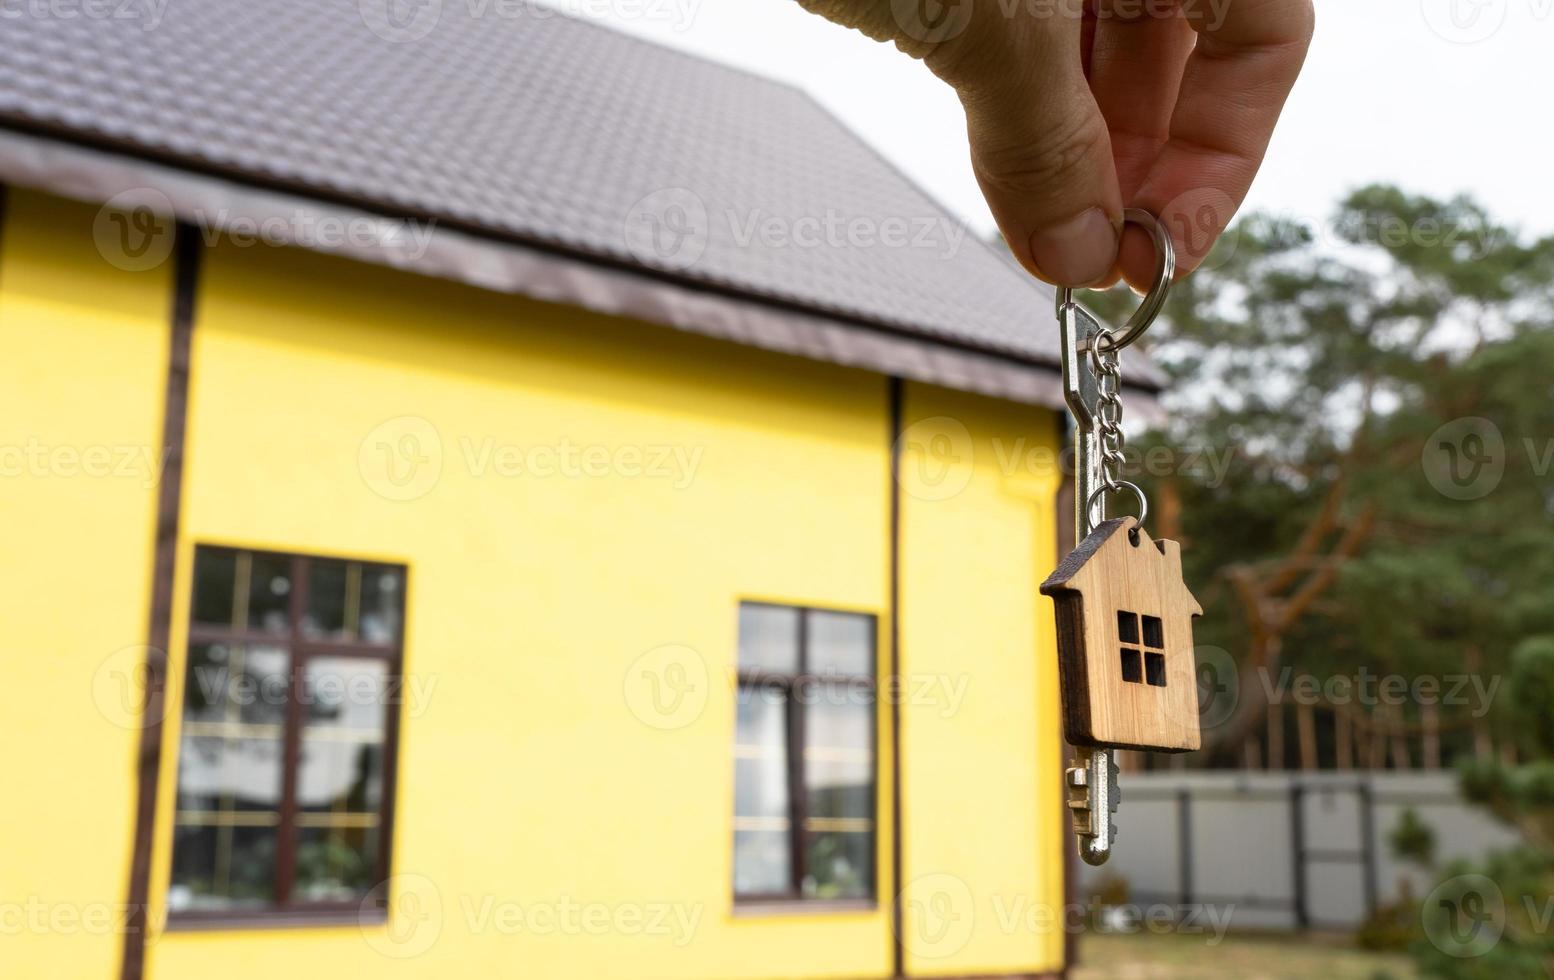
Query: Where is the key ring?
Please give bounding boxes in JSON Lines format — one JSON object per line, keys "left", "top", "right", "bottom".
{"left": 1054, "top": 208, "right": 1175, "bottom": 353}
{"left": 1085, "top": 480, "right": 1148, "bottom": 531}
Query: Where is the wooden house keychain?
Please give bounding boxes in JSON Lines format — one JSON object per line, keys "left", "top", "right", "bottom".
{"left": 1040, "top": 209, "right": 1203, "bottom": 866}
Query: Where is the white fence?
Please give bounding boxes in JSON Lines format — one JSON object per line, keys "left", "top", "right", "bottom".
{"left": 1076, "top": 771, "right": 1522, "bottom": 931}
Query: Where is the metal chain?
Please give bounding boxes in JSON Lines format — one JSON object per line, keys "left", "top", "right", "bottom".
{"left": 1087, "top": 327, "right": 1126, "bottom": 495}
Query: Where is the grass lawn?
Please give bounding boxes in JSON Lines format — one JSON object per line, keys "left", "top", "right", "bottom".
{"left": 1072, "top": 931, "right": 1418, "bottom": 980}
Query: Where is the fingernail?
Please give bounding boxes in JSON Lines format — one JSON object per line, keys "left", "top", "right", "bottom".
{"left": 1028, "top": 208, "right": 1120, "bottom": 286}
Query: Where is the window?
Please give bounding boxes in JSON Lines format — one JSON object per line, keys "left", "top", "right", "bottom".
{"left": 168, "top": 546, "right": 407, "bottom": 919}
{"left": 732, "top": 603, "right": 877, "bottom": 903}
{"left": 1117, "top": 609, "right": 1167, "bottom": 688}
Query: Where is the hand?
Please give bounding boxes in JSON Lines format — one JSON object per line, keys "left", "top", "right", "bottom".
{"left": 799, "top": 0, "right": 1315, "bottom": 288}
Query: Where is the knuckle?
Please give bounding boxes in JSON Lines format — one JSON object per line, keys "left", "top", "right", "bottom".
{"left": 921, "top": 4, "right": 1011, "bottom": 86}
{"left": 973, "top": 109, "right": 1110, "bottom": 197}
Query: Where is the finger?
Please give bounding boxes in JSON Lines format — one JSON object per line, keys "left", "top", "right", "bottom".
{"left": 1087, "top": 0, "right": 1197, "bottom": 198}
{"left": 1080, "top": 2, "right": 1098, "bottom": 78}
{"left": 928, "top": 4, "right": 1124, "bottom": 287}
{"left": 1086, "top": 0, "right": 1197, "bottom": 288}
{"left": 1126, "top": 0, "right": 1315, "bottom": 282}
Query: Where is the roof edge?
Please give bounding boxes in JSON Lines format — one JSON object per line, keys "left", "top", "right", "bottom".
{"left": 0, "top": 126, "right": 1117, "bottom": 413}
{"left": 1040, "top": 516, "right": 1133, "bottom": 592}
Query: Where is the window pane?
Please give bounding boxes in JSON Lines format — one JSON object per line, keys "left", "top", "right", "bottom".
{"left": 191, "top": 549, "right": 238, "bottom": 627}
{"left": 804, "top": 831, "right": 872, "bottom": 900}
{"left": 294, "top": 824, "right": 381, "bottom": 904}
{"left": 733, "top": 831, "right": 790, "bottom": 897}
{"left": 807, "top": 611, "right": 873, "bottom": 677}
{"left": 247, "top": 554, "right": 293, "bottom": 635}
{"left": 734, "top": 694, "right": 788, "bottom": 820}
{"left": 294, "top": 658, "right": 389, "bottom": 904}
{"left": 171, "top": 646, "right": 288, "bottom": 911}
{"left": 181, "top": 644, "right": 291, "bottom": 730}
{"left": 174, "top": 733, "right": 286, "bottom": 815}
{"left": 734, "top": 691, "right": 791, "bottom": 897}
{"left": 738, "top": 604, "right": 799, "bottom": 674}
{"left": 303, "top": 559, "right": 350, "bottom": 640}
{"left": 804, "top": 699, "right": 873, "bottom": 820}
{"left": 181, "top": 643, "right": 233, "bottom": 723}
{"left": 168, "top": 823, "right": 278, "bottom": 912}
{"left": 298, "top": 658, "right": 389, "bottom": 817}
{"left": 1142, "top": 614, "right": 1164, "bottom": 650}
{"left": 803, "top": 697, "right": 874, "bottom": 898}
{"left": 1117, "top": 610, "right": 1140, "bottom": 645}
{"left": 359, "top": 565, "right": 404, "bottom": 645}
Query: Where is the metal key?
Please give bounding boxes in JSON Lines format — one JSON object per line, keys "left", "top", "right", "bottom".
{"left": 1053, "top": 208, "right": 1175, "bottom": 866}
{"left": 1057, "top": 295, "right": 1123, "bottom": 866}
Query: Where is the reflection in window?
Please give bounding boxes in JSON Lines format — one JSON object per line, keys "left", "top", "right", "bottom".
{"left": 169, "top": 547, "right": 406, "bottom": 918}
{"left": 732, "top": 603, "right": 876, "bottom": 902}
{"left": 294, "top": 657, "right": 388, "bottom": 902}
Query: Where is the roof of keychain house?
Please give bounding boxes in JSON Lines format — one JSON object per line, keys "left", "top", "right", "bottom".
{"left": 0, "top": 0, "right": 1164, "bottom": 412}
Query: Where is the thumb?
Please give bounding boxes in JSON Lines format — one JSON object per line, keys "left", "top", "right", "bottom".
{"left": 929, "top": 8, "right": 1123, "bottom": 287}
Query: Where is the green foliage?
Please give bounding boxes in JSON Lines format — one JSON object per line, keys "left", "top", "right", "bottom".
{"left": 1410, "top": 849, "right": 1554, "bottom": 980}
{"left": 1510, "top": 639, "right": 1554, "bottom": 757}
{"left": 1355, "top": 898, "right": 1419, "bottom": 953}
{"left": 1458, "top": 756, "right": 1512, "bottom": 814}
{"left": 1098, "top": 185, "right": 1554, "bottom": 766}
{"left": 1391, "top": 807, "right": 1437, "bottom": 868}
{"left": 1099, "top": 186, "right": 1554, "bottom": 970}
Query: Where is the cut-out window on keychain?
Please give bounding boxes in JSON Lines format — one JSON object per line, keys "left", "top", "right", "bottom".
{"left": 1116, "top": 610, "right": 1167, "bottom": 688}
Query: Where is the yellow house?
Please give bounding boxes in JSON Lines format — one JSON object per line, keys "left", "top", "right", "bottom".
{"left": 0, "top": 4, "right": 1160, "bottom": 979}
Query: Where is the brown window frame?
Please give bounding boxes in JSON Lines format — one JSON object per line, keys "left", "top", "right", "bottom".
{"left": 732, "top": 601, "right": 879, "bottom": 907}
{"left": 167, "top": 545, "right": 408, "bottom": 928}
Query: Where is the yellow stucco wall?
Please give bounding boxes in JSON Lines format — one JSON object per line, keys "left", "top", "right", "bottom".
{"left": 0, "top": 191, "right": 171, "bottom": 977}
{"left": 897, "top": 394, "right": 1066, "bottom": 976}
{"left": 0, "top": 189, "right": 1066, "bottom": 979}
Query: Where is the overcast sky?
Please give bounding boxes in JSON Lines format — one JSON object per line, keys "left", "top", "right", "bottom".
{"left": 580, "top": 0, "right": 1554, "bottom": 245}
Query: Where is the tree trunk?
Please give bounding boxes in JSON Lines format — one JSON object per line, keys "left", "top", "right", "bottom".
{"left": 1388, "top": 706, "right": 1412, "bottom": 771}
{"left": 1500, "top": 740, "right": 1519, "bottom": 766}
{"left": 1421, "top": 702, "right": 1441, "bottom": 770}
{"left": 1244, "top": 736, "right": 1262, "bottom": 770}
{"left": 1465, "top": 646, "right": 1494, "bottom": 762}
{"left": 1297, "top": 702, "right": 1319, "bottom": 771}
{"left": 1267, "top": 700, "right": 1285, "bottom": 770}
{"left": 1208, "top": 499, "right": 1378, "bottom": 756}
{"left": 1367, "top": 716, "right": 1387, "bottom": 770}
{"left": 1335, "top": 709, "right": 1353, "bottom": 771}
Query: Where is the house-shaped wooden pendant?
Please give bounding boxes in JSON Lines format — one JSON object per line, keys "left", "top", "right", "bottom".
{"left": 1040, "top": 516, "right": 1204, "bottom": 753}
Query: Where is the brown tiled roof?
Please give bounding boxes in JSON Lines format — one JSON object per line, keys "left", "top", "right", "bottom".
{"left": 0, "top": 0, "right": 1160, "bottom": 383}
